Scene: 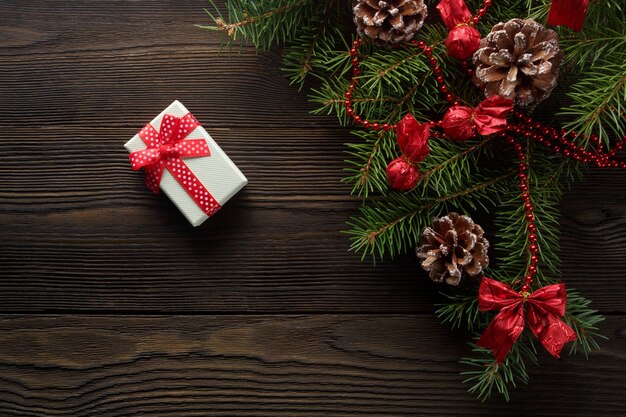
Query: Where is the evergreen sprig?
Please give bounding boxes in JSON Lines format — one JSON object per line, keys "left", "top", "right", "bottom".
{"left": 202, "top": 0, "right": 623, "bottom": 401}
{"left": 461, "top": 336, "right": 537, "bottom": 402}
{"left": 560, "top": 55, "right": 626, "bottom": 146}
{"left": 347, "top": 169, "right": 515, "bottom": 260}
{"left": 199, "top": 0, "right": 319, "bottom": 50}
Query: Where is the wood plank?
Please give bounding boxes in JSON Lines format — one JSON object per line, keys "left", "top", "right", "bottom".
{"left": 0, "top": 314, "right": 623, "bottom": 416}
{"left": 0, "top": 1, "right": 336, "bottom": 128}
{"left": 560, "top": 171, "right": 626, "bottom": 313}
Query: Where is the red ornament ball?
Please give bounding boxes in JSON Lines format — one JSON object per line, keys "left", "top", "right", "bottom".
{"left": 445, "top": 25, "right": 481, "bottom": 60}
{"left": 386, "top": 157, "right": 420, "bottom": 191}
{"left": 442, "top": 105, "right": 475, "bottom": 141}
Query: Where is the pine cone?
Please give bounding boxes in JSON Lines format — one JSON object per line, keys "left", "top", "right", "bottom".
{"left": 416, "top": 213, "right": 489, "bottom": 286}
{"left": 353, "top": 0, "right": 428, "bottom": 44}
{"left": 472, "top": 18, "right": 563, "bottom": 106}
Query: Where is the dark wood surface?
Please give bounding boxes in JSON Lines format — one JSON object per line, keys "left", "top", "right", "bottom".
{"left": 0, "top": 1, "right": 624, "bottom": 415}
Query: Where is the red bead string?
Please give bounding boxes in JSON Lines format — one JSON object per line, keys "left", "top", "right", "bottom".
{"left": 505, "top": 135, "right": 539, "bottom": 292}
{"left": 510, "top": 111, "right": 626, "bottom": 168}
{"left": 345, "top": 38, "right": 456, "bottom": 133}
{"left": 471, "top": 0, "right": 493, "bottom": 25}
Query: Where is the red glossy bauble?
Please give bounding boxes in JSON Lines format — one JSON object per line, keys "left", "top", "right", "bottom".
{"left": 445, "top": 25, "right": 481, "bottom": 60}
{"left": 386, "top": 157, "right": 420, "bottom": 191}
{"left": 442, "top": 105, "right": 475, "bottom": 141}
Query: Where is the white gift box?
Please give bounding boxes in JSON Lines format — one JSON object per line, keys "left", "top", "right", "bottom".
{"left": 124, "top": 100, "right": 247, "bottom": 226}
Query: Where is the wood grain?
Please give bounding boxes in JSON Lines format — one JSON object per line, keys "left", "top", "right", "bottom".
{"left": 1, "top": 1, "right": 626, "bottom": 313}
{"left": 0, "top": 1, "right": 334, "bottom": 129}
{"left": 0, "top": 0, "right": 625, "bottom": 414}
{"left": 0, "top": 314, "right": 624, "bottom": 416}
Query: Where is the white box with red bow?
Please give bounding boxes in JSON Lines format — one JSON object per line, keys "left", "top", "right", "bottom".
{"left": 124, "top": 100, "right": 247, "bottom": 226}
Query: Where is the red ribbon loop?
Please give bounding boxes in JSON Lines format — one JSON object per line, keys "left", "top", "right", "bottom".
{"left": 477, "top": 277, "right": 577, "bottom": 363}
{"left": 473, "top": 95, "right": 514, "bottom": 136}
{"left": 129, "top": 113, "right": 222, "bottom": 217}
{"left": 436, "top": 0, "right": 472, "bottom": 30}
{"left": 548, "top": 0, "right": 589, "bottom": 32}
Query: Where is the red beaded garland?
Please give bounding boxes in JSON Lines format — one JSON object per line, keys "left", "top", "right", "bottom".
{"left": 505, "top": 134, "right": 542, "bottom": 291}
{"left": 344, "top": 38, "right": 457, "bottom": 132}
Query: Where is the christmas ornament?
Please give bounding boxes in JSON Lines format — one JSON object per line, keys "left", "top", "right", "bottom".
{"left": 416, "top": 212, "right": 489, "bottom": 286}
{"left": 436, "top": 0, "right": 481, "bottom": 60}
{"left": 353, "top": 0, "right": 428, "bottom": 43}
{"left": 442, "top": 95, "right": 513, "bottom": 141}
{"left": 473, "top": 18, "right": 563, "bottom": 106}
{"left": 477, "top": 278, "right": 577, "bottom": 363}
{"left": 125, "top": 100, "right": 248, "bottom": 226}
{"left": 548, "top": 0, "right": 589, "bottom": 32}
{"left": 386, "top": 113, "right": 430, "bottom": 190}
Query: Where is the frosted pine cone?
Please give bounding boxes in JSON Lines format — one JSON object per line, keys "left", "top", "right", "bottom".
{"left": 472, "top": 18, "right": 563, "bottom": 106}
{"left": 416, "top": 213, "right": 489, "bottom": 286}
{"left": 353, "top": 0, "right": 428, "bottom": 44}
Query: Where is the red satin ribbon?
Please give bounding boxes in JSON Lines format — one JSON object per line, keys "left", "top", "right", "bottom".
{"left": 548, "top": 0, "right": 588, "bottom": 32}
{"left": 473, "top": 96, "right": 514, "bottom": 135}
{"left": 477, "top": 278, "right": 577, "bottom": 363}
{"left": 129, "top": 113, "right": 221, "bottom": 217}
{"left": 436, "top": 0, "right": 472, "bottom": 29}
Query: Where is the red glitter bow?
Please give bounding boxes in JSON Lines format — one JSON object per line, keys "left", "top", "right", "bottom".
{"left": 548, "top": 0, "right": 588, "bottom": 32}
{"left": 129, "top": 113, "right": 221, "bottom": 217}
{"left": 477, "top": 277, "right": 577, "bottom": 363}
{"left": 436, "top": 0, "right": 481, "bottom": 60}
{"left": 386, "top": 114, "right": 431, "bottom": 191}
{"left": 442, "top": 95, "right": 514, "bottom": 141}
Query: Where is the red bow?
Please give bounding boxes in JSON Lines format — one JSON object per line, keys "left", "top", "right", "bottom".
{"left": 129, "top": 113, "right": 221, "bottom": 217}
{"left": 477, "top": 278, "right": 577, "bottom": 363}
{"left": 548, "top": 0, "right": 588, "bottom": 32}
{"left": 442, "top": 96, "right": 513, "bottom": 141}
{"left": 386, "top": 114, "right": 431, "bottom": 191}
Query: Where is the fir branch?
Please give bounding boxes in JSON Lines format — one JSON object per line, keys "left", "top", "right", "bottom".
{"left": 310, "top": 77, "right": 404, "bottom": 127}
{"left": 461, "top": 336, "right": 537, "bottom": 402}
{"left": 359, "top": 46, "right": 432, "bottom": 99}
{"left": 436, "top": 292, "right": 483, "bottom": 332}
{"left": 562, "top": 28, "right": 626, "bottom": 68}
{"left": 459, "top": 283, "right": 605, "bottom": 401}
{"left": 560, "top": 55, "right": 626, "bottom": 146}
{"left": 348, "top": 170, "right": 515, "bottom": 259}
{"left": 417, "top": 137, "right": 501, "bottom": 198}
{"left": 282, "top": 0, "right": 352, "bottom": 86}
{"left": 200, "top": 0, "right": 316, "bottom": 50}
{"left": 355, "top": 130, "right": 386, "bottom": 195}
{"left": 343, "top": 129, "right": 398, "bottom": 197}
{"left": 204, "top": 0, "right": 618, "bottom": 402}
{"left": 564, "top": 289, "right": 607, "bottom": 356}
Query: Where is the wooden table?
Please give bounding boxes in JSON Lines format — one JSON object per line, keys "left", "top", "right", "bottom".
{"left": 1, "top": 1, "right": 624, "bottom": 415}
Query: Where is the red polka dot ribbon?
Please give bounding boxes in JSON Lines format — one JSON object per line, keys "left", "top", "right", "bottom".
{"left": 129, "top": 113, "right": 221, "bottom": 217}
